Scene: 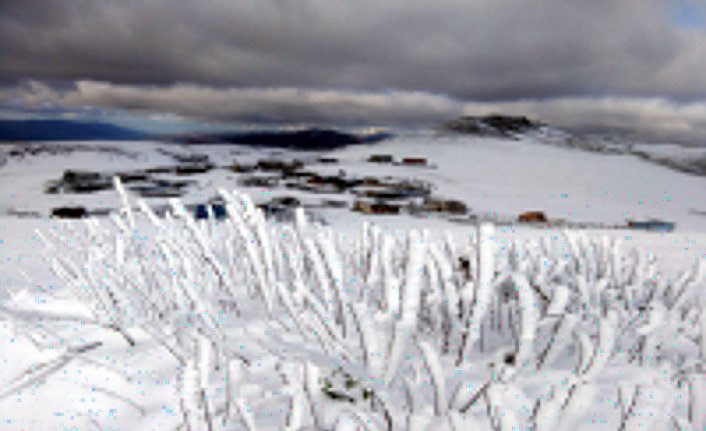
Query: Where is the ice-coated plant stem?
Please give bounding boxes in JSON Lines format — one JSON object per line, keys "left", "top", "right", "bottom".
{"left": 458, "top": 223, "right": 495, "bottom": 364}
{"left": 30, "top": 180, "right": 706, "bottom": 431}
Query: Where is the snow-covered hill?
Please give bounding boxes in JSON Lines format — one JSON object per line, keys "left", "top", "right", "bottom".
{"left": 0, "top": 132, "right": 704, "bottom": 430}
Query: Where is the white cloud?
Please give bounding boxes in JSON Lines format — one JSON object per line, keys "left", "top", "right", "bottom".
{"left": 5, "top": 80, "right": 706, "bottom": 143}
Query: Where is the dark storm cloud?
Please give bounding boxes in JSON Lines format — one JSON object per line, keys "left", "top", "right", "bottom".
{"left": 2, "top": 0, "right": 706, "bottom": 99}
{"left": 1, "top": 0, "right": 706, "bottom": 141}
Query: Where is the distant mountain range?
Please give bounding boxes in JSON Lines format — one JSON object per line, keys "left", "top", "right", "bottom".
{"left": 174, "top": 128, "right": 394, "bottom": 150}
{"left": 1, "top": 115, "right": 541, "bottom": 146}
{"left": 0, "top": 119, "right": 148, "bottom": 141}
{"left": 0, "top": 119, "right": 393, "bottom": 150}
{"left": 1, "top": 116, "right": 704, "bottom": 177}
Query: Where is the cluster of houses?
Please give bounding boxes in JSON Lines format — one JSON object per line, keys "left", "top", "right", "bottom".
{"left": 228, "top": 155, "right": 471, "bottom": 219}
{"left": 45, "top": 152, "right": 214, "bottom": 198}
{"left": 513, "top": 210, "right": 675, "bottom": 232}
{"left": 41, "top": 153, "right": 677, "bottom": 233}
{"left": 352, "top": 197, "right": 469, "bottom": 216}
{"left": 367, "top": 154, "right": 431, "bottom": 167}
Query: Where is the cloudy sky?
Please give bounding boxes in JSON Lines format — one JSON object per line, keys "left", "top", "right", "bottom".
{"left": 1, "top": 0, "right": 706, "bottom": 142}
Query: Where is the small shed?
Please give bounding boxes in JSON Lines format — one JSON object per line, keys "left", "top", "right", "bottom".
{"left": 257, "top": 159, "right": 304, "bottom": 172}
{"left": 317, "top": 157, "right": 339, "bottom": 164}
{"left": 627, "top": 219, "right": 675, "bottom": 232}
{"left": 51, "top": 206, "right": 87, "bottom": 219}
{"left": 423, "top": 198, "right": 467, "bottom": 214}
{"left": 230, "top": 163, "right": 255, "bottom": 173}
{"left": 194, "top": 203, "right": 228, "bottom": 220}
{"left": 367, "top": 154, "right": 394, "bottom": 164}
{"left": 518, "top": 211, "right": 548, "bottom": 223}
{"left": 353, "top": 201, "right": 401, "bottom": 215}
{"left": 401, "top": 157, "right": 428, "bottom": 166}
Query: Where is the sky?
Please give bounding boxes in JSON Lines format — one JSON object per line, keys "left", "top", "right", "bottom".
{"left": 673, "top": 0, "right": 706, "bottom": 28}
{"left": 1, "top": 0, "right": 706, "bottom": 142}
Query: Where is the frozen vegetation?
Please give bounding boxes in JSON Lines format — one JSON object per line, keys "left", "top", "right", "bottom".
{"left": 2, "top": 178, "right": 704, "bottom": 430}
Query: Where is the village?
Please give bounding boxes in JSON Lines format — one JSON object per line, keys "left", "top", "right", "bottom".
{"left": 38, "top": 147, "right": 676, "bottom": 232}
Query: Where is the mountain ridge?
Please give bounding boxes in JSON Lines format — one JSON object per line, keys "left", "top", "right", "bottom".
{"left": 0, "top": 119, "right": 147, "bottom": 141}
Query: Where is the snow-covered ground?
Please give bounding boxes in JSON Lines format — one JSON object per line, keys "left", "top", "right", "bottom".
{"left": 0, "top": 133, "right": 705, "bottom": 430}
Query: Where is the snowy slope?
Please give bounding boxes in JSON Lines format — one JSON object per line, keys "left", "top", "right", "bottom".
{"left": 0, "top": 133, "right": 705, "bottom": 430}
{"left": 1, "top": 133, "right": 705, "bottom": 280}
{"left": 318, "top": 132, "right": 706, "bottom": 230}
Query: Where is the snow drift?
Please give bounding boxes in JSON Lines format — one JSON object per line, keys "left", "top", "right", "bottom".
{"left": 4, "top": 178, "right": 705, "bottom": 430}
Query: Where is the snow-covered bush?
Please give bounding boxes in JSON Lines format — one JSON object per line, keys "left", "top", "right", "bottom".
{"left": 23, "top": 178, "right": 706, "bottom": 430}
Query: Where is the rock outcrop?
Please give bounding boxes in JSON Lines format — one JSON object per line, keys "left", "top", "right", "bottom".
{"left": 443, "top": 114, "right": 544, "bottom": 138}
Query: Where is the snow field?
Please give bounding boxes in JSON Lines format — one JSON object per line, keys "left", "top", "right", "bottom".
{"left": 2, "top": 179, "right": 703, "bottom": 430}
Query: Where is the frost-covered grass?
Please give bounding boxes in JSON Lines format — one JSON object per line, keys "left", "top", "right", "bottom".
{"left": 3, "top": 178, "right": 706, "bottom": 430}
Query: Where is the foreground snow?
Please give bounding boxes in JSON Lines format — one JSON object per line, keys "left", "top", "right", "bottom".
{"left": 1, "top": 134, "right": 705, "bottom": 430}
{"left": 0, "top": 183, "right": 704, "bottom": 430}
